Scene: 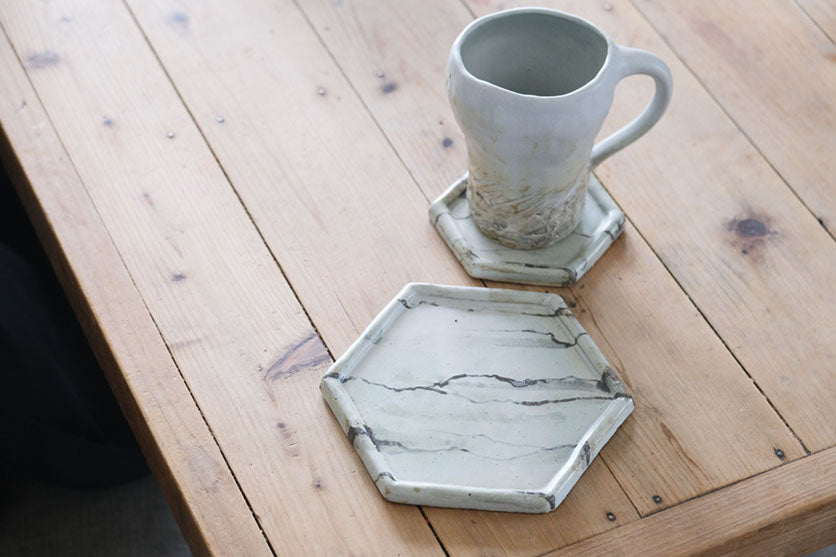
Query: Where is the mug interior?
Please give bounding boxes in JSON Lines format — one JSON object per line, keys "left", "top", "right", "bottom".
{"left": 460, "top": 12, "right": 608, "bottom": 96}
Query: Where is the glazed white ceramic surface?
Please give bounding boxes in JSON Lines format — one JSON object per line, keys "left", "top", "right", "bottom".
{"left": 320, "top": 284, "right": 633, "bottom": 513}
{"left": 429, "top": 172, "right": 624, "bottom": 286}
{"left": 447, "top": 8, "right": 672, "bottom": 248}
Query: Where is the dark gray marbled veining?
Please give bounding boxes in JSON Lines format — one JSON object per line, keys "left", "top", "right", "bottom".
{"left": 319, "top": 283, "right": 634, "bottom": 512}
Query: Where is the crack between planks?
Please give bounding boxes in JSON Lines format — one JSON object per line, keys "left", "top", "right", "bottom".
{"left": 457, "top": 0, "right": 478, "bottom": 19}
{"left": 625, "top": 0, "right": 815, "bottom": 456}
{"left": 791, "top": 0, "right": 835, "bottom": 44}
{"left": 556, "top": 181, "right": 811, "bottom": 527}
{"left": 629, "top": 0, "right": 836, "bottom": 243}
{"left": 122, "top": 1, "right": 344, "bottom": 551}
{"left": 418, "top": 506, "right": 451, "bottom": 557}
{"left": 281, "top": 6, "right": 474, "bottom": 551}
{"left": 120, "top": 0, "right": 336, "bottom": 367}
{"left": 128, "top": 284, "right": 279, "bottom": 554}
{"left": 547, "top": 453, "right": 822, "bottom": 556}
{"left": 0, "top": 17, "right": 276, "bottom": 556}
{"left": 519, "top": 178, "right": 815, "bottom": 551}
{"left": 570, "top": 177, "right": 810, "bottom": 460}
{"left": 634, "top": 453, "right": 809, "bottom": 519}
{"left": 124, "top": 1, "right": 449, "bottom": 553}
{"left": 291, "top": 0, "right": 434, "bottom": 205}
{"left": 529, "top": 453, "right": 642, "bottom": 557}
{"left": 598, "top": 436, "right": 642, "bottom": 518}
{"left": 625, "top": 208, "right": 811, "bottom": 457}
{"left": 536, "top": 453, "right": 815, "bottom": 556}
{"left": 121, "top": 0, "right": 353, "bottom": 543}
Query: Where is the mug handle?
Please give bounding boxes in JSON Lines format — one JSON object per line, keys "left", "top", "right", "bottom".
{"left": 590, "top": 46, "right": 673, "bottom": 169}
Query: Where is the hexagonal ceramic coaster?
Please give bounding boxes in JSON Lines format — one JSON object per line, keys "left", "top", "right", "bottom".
{"left": 429, "top": 174, "right": 624, "bottom": 286}
{"left": 320, "top": 283, "right": 633, "bottom": 513}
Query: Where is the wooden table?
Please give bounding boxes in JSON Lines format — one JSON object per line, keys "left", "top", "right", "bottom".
{"left": 1, "top": 0, "right": 834, "bottom": 554}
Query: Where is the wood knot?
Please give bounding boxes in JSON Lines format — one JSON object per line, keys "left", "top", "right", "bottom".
{"left": 726, "top": 214, "right": 775, "bottom": 258}
{"left": 734, "top": 218, "right": 768, "bottom": 237}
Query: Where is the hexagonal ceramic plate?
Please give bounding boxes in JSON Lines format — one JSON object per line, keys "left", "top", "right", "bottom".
{"left": 429, "top": 174, "right": 624, "bottom": 286}
{"left": 320, "top": 283, "right": 633, "bottom": 513}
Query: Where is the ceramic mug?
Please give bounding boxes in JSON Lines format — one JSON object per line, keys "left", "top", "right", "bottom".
{"left": 447, "top": 8, "right": 672, "bottom": 249}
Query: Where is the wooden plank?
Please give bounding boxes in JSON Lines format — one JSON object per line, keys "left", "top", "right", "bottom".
{"left": 0, "top": 1, "right": 441, "bottom": 554}
{"left": 123, "top": 0, "right": 642, "bottom": 549}
{"left": 0, "top": 30, "right": 270, "bottom": 557}
{"left": 552, "top": 448, "right": 836, "bottom": 556}
{"left": 97, "top": 0, "right": 829, "bottom": 550}
{"left": 124, "top": 0, "right": 479, "bottom": 354}
{"left": 553, "top": 224, "right": 809, "bottom": 505}
{"left": 460, "top": 0, "right": 836, "bottom": 452}
{"left": 633, "top": 0, "right": 836, "bottom": 232}
{"left": 424, "top": 221, "right": 815, "bottom": 551}
{"left": 797, "top": 0, "right": 836, "bottom": 40}
{"left": 421, "top": 460, "right": 635, "bottom": 555}
{"left": 302, "top": 0, "right": 470, "bottom": 197}
{"left": 295, "top": 0, "right": 807, "bottom": 525}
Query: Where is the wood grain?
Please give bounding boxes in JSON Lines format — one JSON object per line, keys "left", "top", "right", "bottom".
{"left": 297, "top": 0, "right": 469, "bottom": 199}
{"left": 797, "top": 0, "right": 836, "bottom": 40}
{"left": 124, "top": 0, "right": 480, "bottom": 355}
{"left": 122, "top": 0, "right": 642, "bottom": 550}
{"left": 462, "top": 0, "right": 836, "bottom": 453}
{"left": 296, "top": 0, "right": 807, "bottom": 524}
{"left": 0, "top": 0, "right": 441, "bottom": 554}
{"left": 632, "top": 0, "right": 836, "bottom": 231}
{"left": 427, "top": 223, "right": 814, "bottom": 549}
{"left": 558, "top": 222, "right": 808, "bottom": 510}
{"left": 0, "top": 29, "right": 270, "bottom": 557}
{"left": 552, "top": 447, "right": 836, "bottom": 556}
{"left": 3, "top": 0, "right": 833, "bottom": 553}
{"left": 422, "top": 459, "right": 636, "bottom": 556}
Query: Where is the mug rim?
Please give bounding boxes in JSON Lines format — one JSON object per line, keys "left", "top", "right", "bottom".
{"left": 451, "top": 7, "right": 614, "bottom": 100}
